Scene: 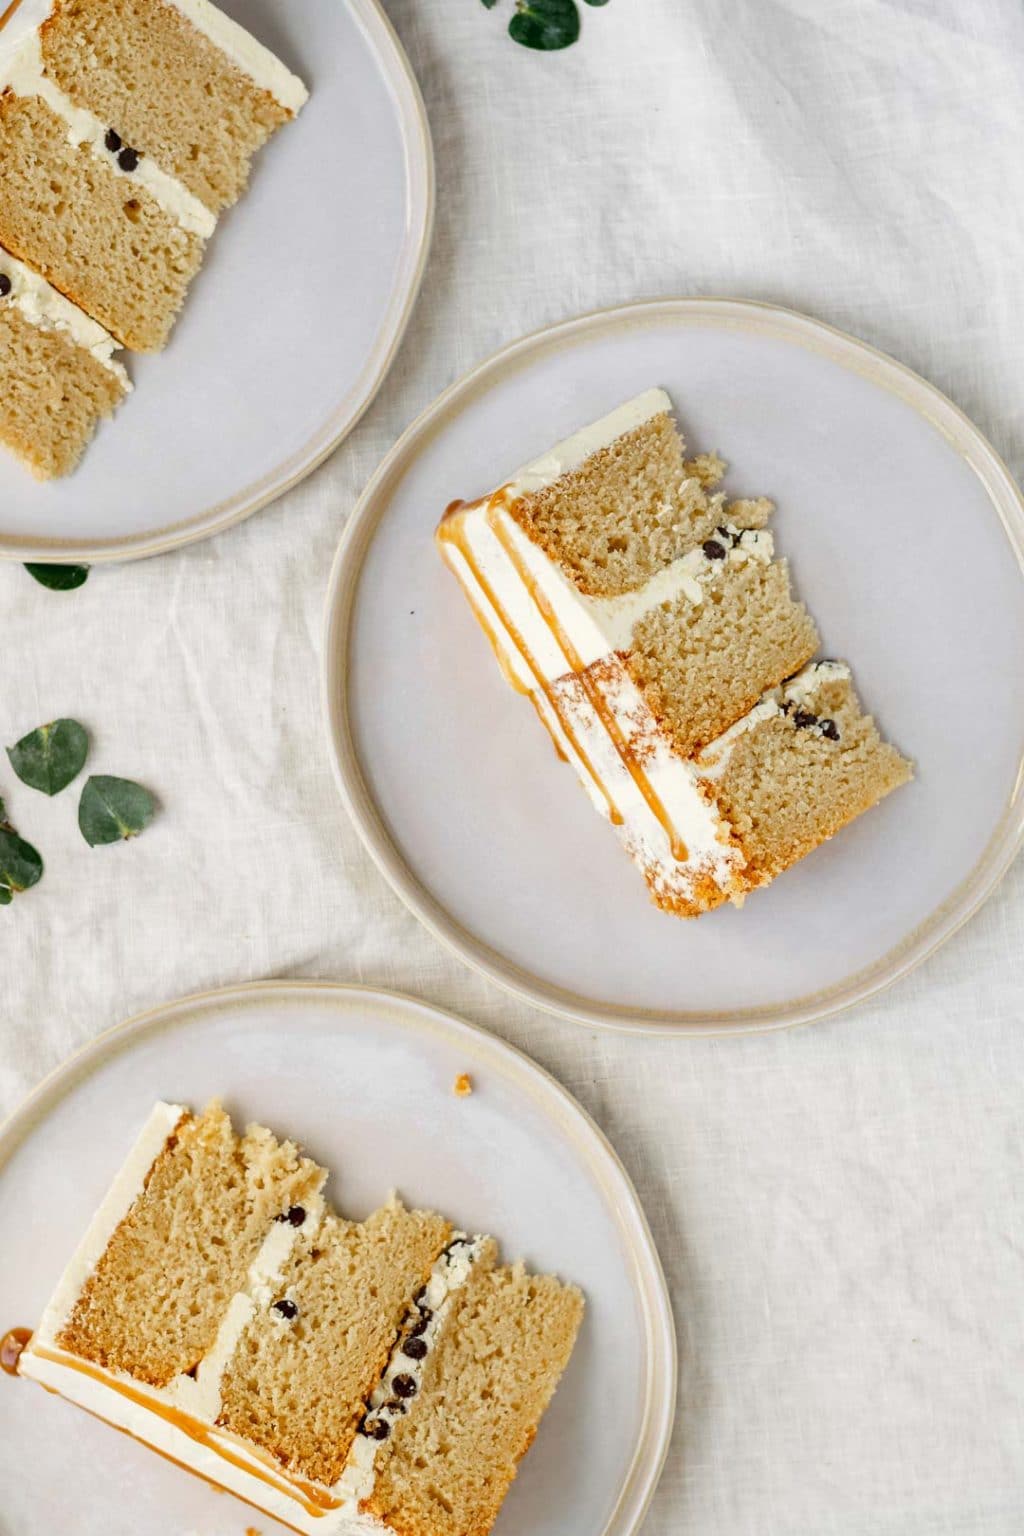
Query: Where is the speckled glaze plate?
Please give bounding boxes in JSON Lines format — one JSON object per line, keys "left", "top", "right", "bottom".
{"left": 0, "top": 0, "right": 432, "bottom": 564}
{"left": 0, "top": 981, "right": 675, "bottom": 1536}
{"left": 323, "top": 298, "right": 1024, "bottom": 1035}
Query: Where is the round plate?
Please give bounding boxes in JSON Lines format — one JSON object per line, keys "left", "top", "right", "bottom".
{"left": 0, "top": 0, "right": 432, "bottom": 564}
{"left": 0, "top": 981, "right": 674, "bottom": 1536}
{"left": 323, "top": 298, "right": 1024, "bottom": 1035}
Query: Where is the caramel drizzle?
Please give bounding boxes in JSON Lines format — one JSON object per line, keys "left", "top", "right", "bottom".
{"left": 1, "top": 1326, "right": 30, "bottom": 1375}
{"left": 487, "top": 513, "right": 690, "bottom": 861}
{"left": 24, "top": 1344, "right": 339, "bottom": 1518}
{"left": 438, "top": 512, "right": 623, "bottom": 826}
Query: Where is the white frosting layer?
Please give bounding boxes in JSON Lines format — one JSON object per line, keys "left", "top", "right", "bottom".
{"left": 165, "top": 0, "right": 308, "bottom": 113}
{"left": 441, "top": 518, "right": 744, "bottom": 903}
{"left": 335, "top": 1235, "right": 487, "bottom": 1509}
{"left": 696, "top": 660, "right": 852, "bottom": 780}
{"left": 31, "top": 1102, "right": 185, "bottom": 1347}
{"left": 0, "top": 31, "right": 216, "bottom": 236}
{"left": 506, "top": 387, "right": 671, "bottom": 499}
{"left": 19, "top": 1347, "right": 382, "bottom": 1534}
{"left": 0, "top": 243, "right": 129, "bottom": 384}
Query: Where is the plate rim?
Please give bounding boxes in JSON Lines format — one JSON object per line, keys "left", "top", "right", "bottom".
{"left": 0, "top": 0, "right": 435, "bottom": 567}
{"left": 0, "top": 977, "right": 678, "bottom": 1536}
{"left": 321, "top": 295, "right": 1024, "bottom": 1037}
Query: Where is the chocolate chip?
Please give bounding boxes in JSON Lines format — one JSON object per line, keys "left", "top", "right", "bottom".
{"left": 0, "top": 274, "right": 10, "bottom": 299}
{"left": 392, "top": 1373, "right": 418, "bottom": 1399}
{"left": 105, "top": 128, "right": 122, "bottom": 153}
{"left": 717, "top": 525, "right": 741, "bottom": 546}
{"left": 413, "top": 1286, "right": 427, "bottom": 1306}
{"left": 272, "top": 1298, "right": 298, "bottom": 1320}
{"left": 117, "top": 147, "right": 140, "bottom": 173}
{"left": 384, "top": 1398, "right": 407, "bottom": 1414}
{"left": 402, "top": 1336, "right": 428, "bottom": 1361}
{"left": 275, "top": 1205, "right": 306, "bottom": 1226}
{"left": 819, "top": 718, "right": 840, "bottom": 741}
{"left": 702, "top": 539, "right": 727, "bottom": 561}
{"left": 363, "top": 1417, "right": 390, "bottom": 1441}
{"left": 409, "top": 1312, "right": 431, "bottom": 1336}
{"left": 793, "top": 711, "right": 818, "bottom": 730}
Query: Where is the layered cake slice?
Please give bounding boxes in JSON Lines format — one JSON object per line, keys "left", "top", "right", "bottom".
{"left": 17, "top": 1101, "right": 583, "bottom": 1535}
{"left": 437, "top": 389, "right": 912, "bottom": 916}
{"left": 0, "top": 241, "right": 129, "bottom": 476}
{"left": 0, "top": 0, "right": 307, "bottom": 350}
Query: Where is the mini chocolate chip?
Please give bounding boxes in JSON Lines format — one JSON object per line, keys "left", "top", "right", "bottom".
{"left": 274, "top": 1205, "right": 306, "bottom": 1226}
{"left": 779, "top": 699, "right": 793, "bottom": 715}
{"left": 118, "top": 147, "right": 140, "bottom": 173}
{"left": 413, "top": 1286, "right": 427, "bottom": 1306}
{"left": 363, "top": 1418, "right": 390, "bottom": 1441}
{"left": 272, "top": 1298, "right": 298, "bottom": 1320}
{"left": 402, "top": 1336, "right": 428, "bottom": 1360}
{"left": 105, "top": 128, "right": 122, "bottom": 153}
{"left": 409, "top": 1312, "right": 431, "bottom": 1336}
{"left": 717, "top": 525, "right": 741, "bottom": 546}
{"left": 793, "top": 711, "right": 818, "bottom": 730}
{"left": 819, "top": 718, "right": 840, "bottom": 741}
{"left": 392, "top": 1373, "right": 418, "bottom": 1399}
{"left": 384, "top": 1397, "right": 407, "bottom": 1414}
{"left": 0, "top": 274, "right": 10, "bottom": 299}
{"left": 702, "top": 539, "right": 727, "bottom": 561}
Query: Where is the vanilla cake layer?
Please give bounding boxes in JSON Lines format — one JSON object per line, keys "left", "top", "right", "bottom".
{"left": 18, "top": 1103, "right": 583, "bottom": 1536}
{"left": 437, "top": 391, "right": 910, "bottom": 915}
{"left": 0, "top": 242, "right": 128, "bottom": 476}
{"left": 39, "top": 0, "right": 308, "bottom": 213}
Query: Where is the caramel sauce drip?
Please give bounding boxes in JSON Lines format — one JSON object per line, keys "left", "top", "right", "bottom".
{"left": 0, "top": 0, "right": 24, "bottom": 31}
{"left": 438, "top": 507, "right": 623, "bottom": 824}
{"left": 25, "top": 1344, "right": 339, "bottom": 1517}
{"left": 488, "top": 513, "right": 690, "bottom": 861}
{"left": 1, "top": 1327, "right": 31, "bottom": 1376}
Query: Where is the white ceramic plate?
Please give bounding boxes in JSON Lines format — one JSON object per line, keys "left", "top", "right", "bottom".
{"left": 0, "top": 981, "right": 675, "bottom": 1536}
{"left": 0, "top": 0, "right": 432, "bottom": 564}
{"left": 323, "top": 298, "right": 1024, "bottom": 1035}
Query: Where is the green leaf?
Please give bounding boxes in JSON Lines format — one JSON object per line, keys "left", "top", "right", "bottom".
{"left": 24, "top": 563, "right": 90, "bottom": 591}
{"left": 480, "top": 0, "right": 499, "bottom": 8}
{"left": 79, "top": 775, "right": 156, "bottom": 846}
{"left": 582, "top": 0, "right": 609, "bottom": 6}
{"left": 0, "top": 827, "right": 44, "bottom": 899}
{"left": 7, "top": 719, "right": 89, "bottom": 797}
{"left": 509, "top": 0, "right": 580, "bottom": 49}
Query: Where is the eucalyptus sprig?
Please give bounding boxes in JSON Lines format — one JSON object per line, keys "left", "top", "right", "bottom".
{"left": 0, "top": 795, "right": 43, "bottom": 905}
{"left": 7, "top": 719, "right": 89, "bottom": 797}
{"left": 24, "top": 563, "right": 90, "bottom": 591}
{"left": 484, "top": 0, "right": 608, "bottom": 51}
{"left": 79, "top": 775, "right": 156, "bottom": 847}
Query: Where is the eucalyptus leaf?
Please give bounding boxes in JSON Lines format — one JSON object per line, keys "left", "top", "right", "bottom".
{"left": 79, "top": 775, "right": 155, "bottom": 846}
{"left": 509, "top": 0, "right": 580, "bottom": 49}
{"left": 0, "top": 827, "right": 44, "bottom": 900}
{"left": 24, "top": 563, "right": 90, "bottom": 591}
{"left": 7, "top": 718, "right": 88, "bottom": 797}
{"left": 480, "top": 0, "right": 499, "bottom": 8}
{"left": 582, "top": 0, "right": 609, "bottom": 6}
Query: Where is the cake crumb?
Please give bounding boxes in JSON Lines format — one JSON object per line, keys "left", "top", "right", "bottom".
{"left": 453, "top": 1073, "right": 473, "bottom": 1098}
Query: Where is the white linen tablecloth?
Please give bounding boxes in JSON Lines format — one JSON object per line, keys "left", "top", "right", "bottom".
{"left": 4, "top": 1, "right": 1024, "bottom": 1529}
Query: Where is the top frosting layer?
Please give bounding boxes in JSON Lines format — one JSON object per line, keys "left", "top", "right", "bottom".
{"left": 163, "top": 0, "right": 308, "bottom": 113}
{"left": 505, "top": 387, "right": 672, "bottom": 499}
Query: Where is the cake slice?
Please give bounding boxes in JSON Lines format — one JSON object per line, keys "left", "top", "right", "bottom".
{"left": 17, "top": 1101, "right": 583, "bottom": 1535}
{"left": 0, "top": 0, "right": 307, "bottom": 350}
{"left": 0, "top": 241, "right": 129, "bottom": 477}
{"left": 437, "top": 390, "right": 912, "bottom": 916}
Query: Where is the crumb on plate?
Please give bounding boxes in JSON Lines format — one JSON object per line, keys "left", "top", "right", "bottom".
{"left": 453, "top": 1072, "right": 473, "bottom": 1098}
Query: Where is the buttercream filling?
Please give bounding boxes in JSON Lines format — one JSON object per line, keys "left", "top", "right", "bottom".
{"left": 695, "top": 661, "right": 852, "bottom": 780}
{"left": 0, "top": 242, "right": 130, "bottom": 383}
{"left": 0, "top": 32, "right": 217, "bottom": 237}
{"left": 334, "top": 1235, "right": 488, "bottom": 1510}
